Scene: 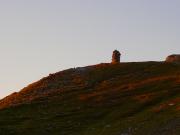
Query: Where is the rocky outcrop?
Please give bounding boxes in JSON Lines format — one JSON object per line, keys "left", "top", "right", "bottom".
{"left": 166, "top": 54, "right": 180, "bottom": 63}
{"left": 112, "top": 50, "right": 121, "bottom": 64}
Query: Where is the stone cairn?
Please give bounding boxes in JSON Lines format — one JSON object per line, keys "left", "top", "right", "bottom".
{"left": 112, "top": 50, "right": 121, "bottom": 64}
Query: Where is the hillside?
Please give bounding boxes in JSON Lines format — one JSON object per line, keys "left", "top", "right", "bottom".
{"left": 0, "top": 62, "right": 179, "bottom": 135}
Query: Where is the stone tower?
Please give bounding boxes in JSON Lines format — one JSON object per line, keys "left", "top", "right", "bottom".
{"left": 112, "top": 50, "right": 121, "bottom": 64}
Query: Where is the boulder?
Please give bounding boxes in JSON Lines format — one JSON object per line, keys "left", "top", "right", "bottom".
{"left": 166, "top": 54, "right": 180, "bottom": 63}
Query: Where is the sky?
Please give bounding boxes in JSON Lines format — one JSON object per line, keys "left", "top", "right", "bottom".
{"left": 0, "top": 0, "right": 180, "bottom": 98}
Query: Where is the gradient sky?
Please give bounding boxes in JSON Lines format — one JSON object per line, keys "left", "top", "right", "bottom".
{"left": 0, "top": 0, "right": 180, "bottom": 98}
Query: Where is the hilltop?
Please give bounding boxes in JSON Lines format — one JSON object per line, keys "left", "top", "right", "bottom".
{"left": 0, "top": 62, "right": 179, "bottom": 135}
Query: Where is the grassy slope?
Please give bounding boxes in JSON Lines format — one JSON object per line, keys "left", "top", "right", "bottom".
{"left": 0, "top": 62, "right": 179, "bottom": 135}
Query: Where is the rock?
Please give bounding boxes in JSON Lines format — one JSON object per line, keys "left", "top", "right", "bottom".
{"left": 112, "top": 50, "right": 121, "bottom": 64}
{"left": 166, "top": 54, "right": 180, "bottom": 63}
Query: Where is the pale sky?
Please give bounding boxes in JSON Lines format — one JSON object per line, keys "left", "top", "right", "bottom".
{"left": 0, "top": 0, "right": 180, "bottom": 98}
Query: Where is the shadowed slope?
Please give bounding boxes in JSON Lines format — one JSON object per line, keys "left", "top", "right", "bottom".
{"left": 0, "top": 62, "right": 179, "bottom": 135}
